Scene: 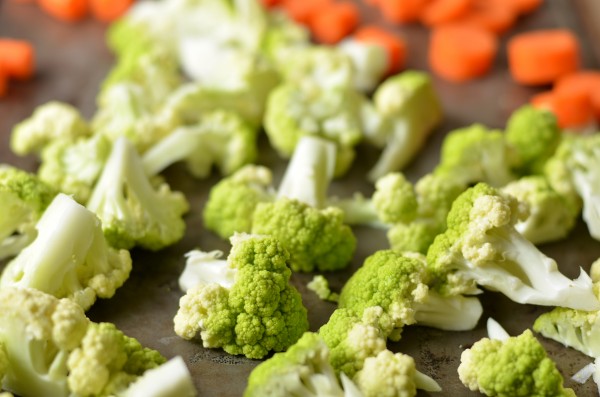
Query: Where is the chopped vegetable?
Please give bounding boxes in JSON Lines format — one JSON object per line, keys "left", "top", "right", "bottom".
{"left": 309, "top": 2, "right": 360, "bottom": 45}
{"left": 38, "top": 0, "right": 88, "bottom": 22}
{"left": 378, "top": 0, "right": 429, "bottom": 23}
{"left": 0, "top": 39, "right": 34, "bottom": 80}
{"left": 420, "top": 0, "right": 472, "bottom": 27}
{"left": 89, "top": 0, "right": 134, "bottom": 22}
{"left": 352, "top": 25, "right": 406, "bottom": 75}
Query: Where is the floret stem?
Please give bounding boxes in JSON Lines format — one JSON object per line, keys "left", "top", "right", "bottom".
{"left": 414, "top": 370, "right": 442, "bottom": 392}
{"left": 277, "top": 135, "right": 336, "bottom": 209}
{"left": 328, "top": 194, "right": 385, "bottom": 227}
{"left": 413, "top": 290, "right": 483, "bottom": 331}
{"left": 142, "top": 126, "right": 201, "bottom": 176}
{"left": 486, "top": 318, "right": 510, "bottom": 341}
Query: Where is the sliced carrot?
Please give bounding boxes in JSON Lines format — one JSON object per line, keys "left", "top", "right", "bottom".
{"left": 505, "top": 0, "right": 543, "bottom": 15}
{"left": 456, "top": 0, "right": 517, "bottom": 35}
{"left": 0, "top": 68, "right": 8, "bottom": 98}
{"left": 507, "top": 29, "right": 580, "bottom": 86}
{"left": 0, "top": 39, "right": 35, "bottom": 80}
{"left": 554, "top": 71, "right": 600, "bottom": 121}
{"left": 282, "top": 0, "right": 334, "bottom": 26}
{"left": 420, "top": 0, "right": 472, "bottom": 27}
{"left": 531, "top": 89, "right": 594, "bottom": 130}
{"left": 378, "top": 0, "right": 430, "bottom": 24}
{"left": 89, "top": 0, "right": 134, "bottom": 22}
{"left": 38, "top": 0, "right": 88, "bottom": 22}
{"left": 428, "top": 23, "right": 497, "bottom": 82}
{"left": 353, "top": 25, "right": 407, "bottom": 74}
{"left": 309, "top": 2, "right": 360, "bottom": 45}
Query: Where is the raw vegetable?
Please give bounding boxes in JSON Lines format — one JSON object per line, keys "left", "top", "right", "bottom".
{"left": 352, "top": 25, "right": 406, "bottom": 75}
{"left": 89, "top": 0, "right": 134, "bottom": 22}
{"left": 420, "top": 0, "right": 472, "bottom": 27}
{"left": 378, "top": 0, "right": 429, "bottom": 23}
{"left": 0, "top": 39, "right": 34, "bottom": 80}
{"left": 309, "top": 2, "right": 360, "bottom": 45}
{"left": 554, "top": 71, "right": 600, "bottom": 121}
{"left": 37, "top": 0, "right": 88, "bottom": 22}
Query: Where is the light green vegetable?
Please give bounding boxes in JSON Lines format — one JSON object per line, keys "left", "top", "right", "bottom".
{"left": 307, "top": 275, "right": 339, "bottom": 303}
{"left": 0, "top": 165, "right": 57, "bottom": 260}
{"left": 426, "top": 183, "right": 599, "bottom": 310}
{"left": 10, "top": 101, "right": 91, "bottom": 156}
{"left": 174, "top": 233, "right": 308, "bottom": 359}
{"left": 338, "top": 38, "right": 388, "bottom": 93}
{"left": 1, "top": 193, "right": 132, "bottom": 311}
{"left": 86, "top": 137, "right": 189, "bottom": 251}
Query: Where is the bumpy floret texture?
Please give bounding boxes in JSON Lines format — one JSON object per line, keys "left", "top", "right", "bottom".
{"left": 353, "top": 350, "right": 419, "bottom": 397}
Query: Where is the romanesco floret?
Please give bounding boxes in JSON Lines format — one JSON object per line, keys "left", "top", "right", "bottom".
{"left": 203, "top": 165, "right": 275, "bottom": 239}
{"left": 142, "top": 109, "right": 258, "bottom": 178}
{"left": 367, "top": 70, "right": 442, "bottom": 182}
{"left": 387, "top": 221, "right": 440, "bottom": 255}
{"left": 86, "top": 137, "right": 189, "bottom": 251}
{"left": 426, "top": 182, "right": 600, "bottom": 310}
{"left": 501, "top": 175, "right": 578, "bottom": 244}
{"left": 0, "top": 165, "right": 57, "bottom": 260}
{"left": 458, "top": 327, "right": 575, "bottom": 396}
{"left": 10, "top": 101, "right": 91, "bottom": 156}
{"left": 244, "top": 332, "right": 359, "bottom": 397}
{"left": 0, "top": 193, "right": 132, "bottom": 311}
{"left": 339, "top": 250, "right": 482, "bottom": 335}
{"left": 505, "top": 104, "right": 561, "bottom": 176}
{"left": 307, "top": 275, "right": 339, "bottom": 303}
{"left": 174, "top": 233, "right": 309, "bottom": 359}
{"left": 433, "top": 124, "right": 517, "bottom": 187}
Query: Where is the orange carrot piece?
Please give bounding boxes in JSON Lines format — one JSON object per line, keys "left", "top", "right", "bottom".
{"left": 378, "top": 0, "right": 430, "bottom": 24}
{"left": 554, "top": 71, "right": 600, "bottom": 121}
{"left": 531, "top": 89, "right": 595, "bottom": 130}
{"left": 0, "top": 68, "right": 8, "bottom": 98}
{"left": 310, "top": 2, "right": 360, "bottom": 45}
{"left": 353, "top": 25, "right": 407, "bottom": 74}
{"left": 38, "top": 0, "right": 88, "bottom": 22}
{"left": 89, "top": 0, "right": 134, "bottom": 22}
{"left": 505, "top": 0, "right": 542, "bottom": 15}
{"left": 420, "top": 0, "right": 472, "bottom": 27}
{"left": 0, "top": 39, "right": 35, "bottom": 80}
{"left": 507, "top": 29, "right": 580, "bottom": 86}
{"left": 428, "top": 23, "right": 497, "bottom": 82}
{"left": 282, "top": 0, "right": 334, "bottom": 26}
{"left": 456, "top": 0, "right": 517, "bottom": 35}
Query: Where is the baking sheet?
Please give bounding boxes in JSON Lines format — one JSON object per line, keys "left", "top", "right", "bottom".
{"left": 1, "top": 1, "right": 600, "bottom": 395}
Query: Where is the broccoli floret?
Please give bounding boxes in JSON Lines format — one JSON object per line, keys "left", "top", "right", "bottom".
{"left": 339, "top": 250, "right": 482, "bottom": 335}
{"left": 203, "top": 165, "right": 275, "bottom": 239}
{"left": 37, "top": 134, "right": 111, "bottom": 204}
{"left": 426, "top": 182, "right": 600, "bottom": 310}
{"left": 118, "top": 356, "right": 197, "bottom": 397}
{"left": 354, "top": 350, "right": 441, "bottom": 397}
{"left": 142, "top": 110, "right": 258, "bottom": 178}
{"left": 10, "top": 101, "right": 91, "bottom": 156}
{"left": 174, "top": 233, "right": 309, "bottom": 359}
{"left": 244, "top": 332, "right": 358, "bottom": 397}
{"left": 433, "top": 124, "right": 517, "bottom": 187}
{"left": 307, "top": 275, "right": 339, "bottom": 303}
{"left": 505, "top": 104, "right": 561, "bottom": 176}
{"left": 0, "top": 165, "right": 57, "bottom": 260}
{"left": 367, "top": 71, "right": 442, "bottom": 182}
{"left": 458, "top": 325, "right": 575, "bottom": 396}
{"left": 1, "top": 193, "right": 132, "bottom": 311}
{"left": 86, "top": 137, "right": 189, "bottom": 251}
{"left": 501, "top": 175, "right": 578, "bottom": 244}
{"left": 252, "top": 136, "right": 356, "bottom": 273}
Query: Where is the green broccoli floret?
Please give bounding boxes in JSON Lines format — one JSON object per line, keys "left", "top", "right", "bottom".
{"left": 203, "top": 165, "right": 275, "bottom": 239}
{"left": 458, "top": 326, "right": 575, "bottom": 396}
{"left": 174, "top": 233, "right": 309, "bottom": 359}
{"left": 86, "top": 137, "right": 189, "bottom": 251}
{"left": 10, "top": 101, "right": 91, "bottom": 156}
{"left": 37, "top": 134, "right": 111, "bottom": 204}
{"left": 244, "top": 332, "right": 359, "bottom": 397}
{"left": 501, "top": 175, "right": 578, "bottom": 244}
{"left": 339, "top": 250, "right": 482, "bottom": 337}
{"left": 354, "top": 350, "right": 441, "bottom": 396}
{"left": 505, "top": 104, "right": 561, "bottom": 176}
{"left": 367, "top": 70, "right": 442, "bottom": 182}
{"left": 307, "top": 275, "right": 339, "bottom": 303}
{"left": 118, "top": 356, "right": 197, "bottom": 397}
{"left": 142, "top": 110, "right": 258, "bottom": 178}
{"left": 426, "top": 182, "right": 600, "bottom": 310}
{"left": 251, "top": 136, "right": 356, "bottom": 273}
{"left": 0, "top": 165, "right": 57, "bottom": 260}
{"left": 433, "top": 124, "right": 517, "bottom": 187}
{"left": 1, "top": 193, "right": 132, "bottom": 311}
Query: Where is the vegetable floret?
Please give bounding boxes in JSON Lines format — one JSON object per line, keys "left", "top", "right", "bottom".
{"left": 307, "top": 275, "right": 339, "bottom": 303}
{"left": 119, "top": 356, "right": 197, "bottom": 397}
{"left": 86, "top": 137, "right": 189, "bottom": 251}
{"left": 433, "top": 124, "right": 517, "bottom": 187}
{"left": 244, "top": 332, "right": 358, "bottom": 397}
{"left": 367, "top": 70, "right": 442, "bottom": 181}
{"left": 458, "top": 327, "right": 575, "bottom": 396}
{"left": 1, "top": 193, "right": 132, "bottom": 311}
{"left": 203, "top": 165, "right": 275, "bottom": 239}
{"left": 501, "top": 175, "right": 578, "bottom": 244}
{"left": 0, "top": 165, "right": 57, "bottom": 260}
{"left": 426, "top": 182, "right": 600, "bottom": 310}
{"left": 142, "top": 109, "right": 258, "bottom": 178}
{"left": 339, "top": 250, "right": 482, "bottom": 336}
{"left": 505, "top": 104, "right": 561, "bottom": 176}
{"left": 10, "top": 101, "right": 91, "bottom": 156}
{"left": 174, "top": 233, "right": 309, "bottom": 359}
